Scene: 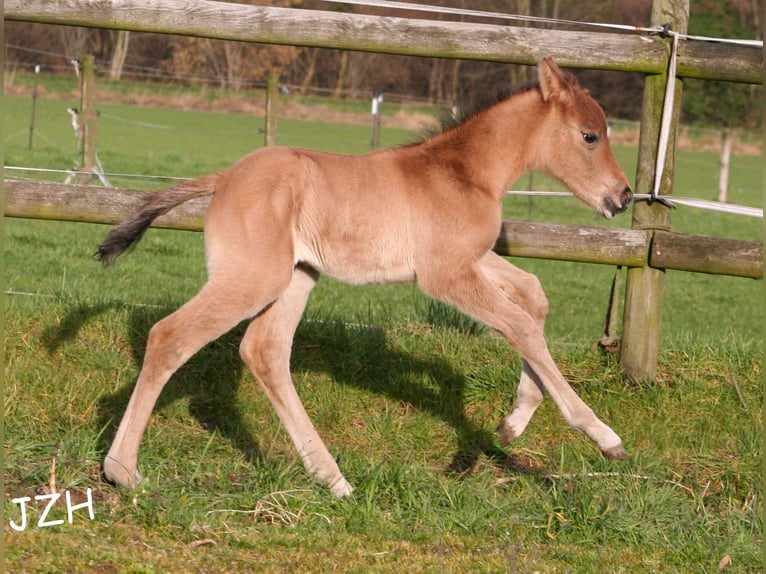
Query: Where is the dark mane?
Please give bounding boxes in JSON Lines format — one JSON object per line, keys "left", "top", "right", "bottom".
{"left": 435, "top": 82, "right": 541, "bottom": 135}
{"left": 429, "top": 69, "right": 582, "bottom": 137}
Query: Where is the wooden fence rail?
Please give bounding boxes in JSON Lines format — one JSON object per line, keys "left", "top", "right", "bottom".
{"left": 5, "top": 180, "right": 762, "bottom": 280}
{"left": 4, "top": 0, "right": 762, "bottom": 84}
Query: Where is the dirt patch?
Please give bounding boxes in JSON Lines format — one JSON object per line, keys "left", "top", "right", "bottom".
{"left": 609, "top": 123, "right": 762, "bottom": 155}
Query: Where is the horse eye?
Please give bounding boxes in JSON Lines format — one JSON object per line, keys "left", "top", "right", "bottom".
{"left": 582, "top": 132, "right": 599, "bottom": 145}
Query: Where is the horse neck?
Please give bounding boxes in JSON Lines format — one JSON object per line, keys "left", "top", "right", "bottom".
{"left": 426, "top": 89, "right": 548, "bottom": 201}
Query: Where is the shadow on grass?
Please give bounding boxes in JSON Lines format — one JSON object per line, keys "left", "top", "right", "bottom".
{"left": 293, "top": 319, "right": 505, "bottom": 474}
{"left": 43, "top": 301, "right": 513, "bottom": 486}
{"left": 42, "top": 302, "right": 261, "bottom": 467}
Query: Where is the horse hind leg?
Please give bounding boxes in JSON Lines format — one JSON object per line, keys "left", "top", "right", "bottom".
{"left": 483, "top": 254, "right": 627, "bottom": 459}
{"left": 239, "top": 265, "right": 354, "bottom": 498}
{"left": 479, "top": 253, "right": 548, "bottom": 445}
{"left": 103, "top": 271, "right": 292, "bottom": 489}
{"left": 419, "top": 259, "right": 626, "bottom": 460}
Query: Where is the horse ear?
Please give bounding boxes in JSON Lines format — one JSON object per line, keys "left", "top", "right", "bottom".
{"left": 538, "top": 57, "right": 572, "bottom": 104}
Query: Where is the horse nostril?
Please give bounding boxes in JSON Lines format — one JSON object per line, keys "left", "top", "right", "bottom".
{"left": 621, "top": 187, "right": 633, "bottom": 205}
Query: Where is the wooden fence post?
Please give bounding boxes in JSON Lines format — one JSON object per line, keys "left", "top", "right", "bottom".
{"left": 369, "top": 89, "right": 383, "bottom": 150}
{"left": 264, "top": 71, "right": 279, "bottom": 147}
{"left": 28, "top": 64, "right": 41, "bottom": 150}
{"left": 620, "top": 0, "right": 689, "bottom": 382}
{"left": 77, "top": 54, "right": 98, "bottom": 184}
{"left": 718, "top": 129, "right": 734, "bottom": 203}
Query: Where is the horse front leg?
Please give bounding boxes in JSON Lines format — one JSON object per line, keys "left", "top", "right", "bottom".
{"left": 239, "top": 265, "right": 354, "bottom": 498}
{"left": 497, "top": 361, "right": 545, "bottom": 445}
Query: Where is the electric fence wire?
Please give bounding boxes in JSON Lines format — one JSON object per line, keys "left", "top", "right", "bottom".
{"left": 4, "top": 165, "right": 189, "bottom": 183}
{"left": 5, "top": 166, "right": 762, "bottom": 218}
{"left": 320, "top": 0, "right": 763, "bottom": 47}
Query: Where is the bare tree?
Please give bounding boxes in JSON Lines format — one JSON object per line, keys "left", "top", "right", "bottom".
{"left": 223, "top": 41, "right": 246, "bottom": 91}
{"left": 57, "top": 26, "right": 89, "bottom": 59}
{"left": 332, "top": 50, "right": 349, "bottom": 98}
{"left": 428, "top": 58, "right": 446, "bottom": 102}
{"left": 298, "top": 48, "right": 320, "bottom": 94}
{"left": 109, "top": 30, "right": 130, "bottom": 80}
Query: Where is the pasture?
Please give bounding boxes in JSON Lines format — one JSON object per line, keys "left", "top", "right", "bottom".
{"left": 4, "top": 84, "right": 763, "bottom": 572}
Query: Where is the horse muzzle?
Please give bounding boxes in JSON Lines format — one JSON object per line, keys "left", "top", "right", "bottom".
{"left": 602, "top": 186, "right": 633, "bottom": 218}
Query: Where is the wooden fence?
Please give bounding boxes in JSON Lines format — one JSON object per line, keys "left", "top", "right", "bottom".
{"left": 4, "top": 0, "right": 764, "bottom": 381}
{"left": 4, "top": 0, "right": 761, "bottom": 83}
{"left": 5, "top": 180, "right": 760, "bottom": 280}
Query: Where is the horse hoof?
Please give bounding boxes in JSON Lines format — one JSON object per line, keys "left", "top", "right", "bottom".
{"left": 329, "top": 478, "right": 354, "bottom": 499}
{"left": 601, "top": 443, "right": 628, "bottom": 460}
{"left": 497, "top": 418, "right": 518, "bottom": 447}
{"left": 103, "top": 456, "right": 142, "bottom": 489}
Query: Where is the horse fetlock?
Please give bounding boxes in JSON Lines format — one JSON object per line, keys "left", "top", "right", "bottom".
{"left": 498, "top": 401, "right": 540, "bottom": 446}
{"left": 103, "top": 455, "right": 142, "bottom": 489}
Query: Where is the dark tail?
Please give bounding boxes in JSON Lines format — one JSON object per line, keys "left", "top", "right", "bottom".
{"left": 96, "top": 172, "right": 221, "bottom": 266}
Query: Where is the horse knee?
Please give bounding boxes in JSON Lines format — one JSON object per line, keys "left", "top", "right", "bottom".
{"left": 143, "top": 317, "right": 184, "bottom": 367}
{"left": 240, "top": 332, "right": 284, "bottom": 382}
{"left": 240, "top": 337, "right": 267, "bottom": 380}
{"left": 534, "top": 289, "right": 549, "bottom": 324}
{"left": 524, "top": 274, "right": 549, "bottom": 324}
{"left": 146, "top": 317, "right": 172, "bottom": 348}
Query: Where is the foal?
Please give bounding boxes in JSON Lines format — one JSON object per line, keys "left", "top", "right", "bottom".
{"left": 98, "top": 57, "right": 632, "bottom": 497}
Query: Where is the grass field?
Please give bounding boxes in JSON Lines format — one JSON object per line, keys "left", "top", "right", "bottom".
{"left": 3, "top": 77, "right": 764, "bottom": 573}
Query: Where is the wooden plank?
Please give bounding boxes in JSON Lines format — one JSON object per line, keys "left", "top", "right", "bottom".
{"left": 5, "top": 180, "right": 761, "bottom": 278}
{"left": 651, "top": 230, "right": 763, "bottom": 279}
{"left": 3, "top": 180, "right": 208, "bottom": 231}
{"left": 677, "top": 39, "right": 763, "bottom": 84}
{"left": 4, "top": 0, "right": 761, "bottom": 84}
{"left": 494, "top": 220, "right": 649, "bottom": 267}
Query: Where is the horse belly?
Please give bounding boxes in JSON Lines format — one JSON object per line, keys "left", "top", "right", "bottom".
{"left": 294, "top": 229, "right": 416, "bottom": 285}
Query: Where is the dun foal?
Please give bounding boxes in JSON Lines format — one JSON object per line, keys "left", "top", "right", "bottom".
{"left": 98, "top": 57, "right": 632, "bottom": 497}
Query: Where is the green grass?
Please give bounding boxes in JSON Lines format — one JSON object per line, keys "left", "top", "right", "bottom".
{"left": 3, "top": 82, "right": 763, "bottom": 572}
{"left": 4, "top": 294, "right": 762, "bottom": 572}
{"left": 4, "top": 94, "right": 417, "bottom": 183}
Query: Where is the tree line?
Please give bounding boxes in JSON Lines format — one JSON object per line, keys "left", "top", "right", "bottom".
{"left": 4, "top": 0, "right": 762, "bottom": 128}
